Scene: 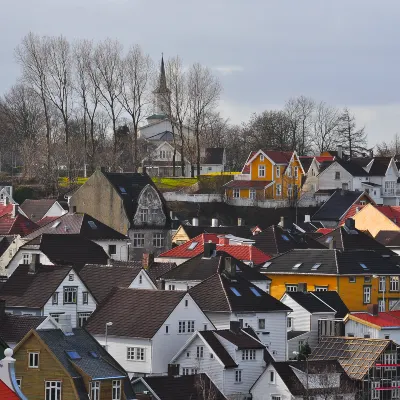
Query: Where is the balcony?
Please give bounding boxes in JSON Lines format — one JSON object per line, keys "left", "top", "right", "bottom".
{"left": 382, "top": 190, "right": 400, "bottom": 197}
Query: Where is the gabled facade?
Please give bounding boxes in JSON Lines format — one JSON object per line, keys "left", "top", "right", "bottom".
{"left": 19, "top": 199, "right": 66, "bottom": 223}
{"left": 224, "top": 150, "right": 304, "bottom": 201}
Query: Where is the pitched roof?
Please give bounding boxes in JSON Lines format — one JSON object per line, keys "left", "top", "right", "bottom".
{"left": 0, "top": 264, "right": 71, "bottom": 308}
{"left": 24, "top": 213, "right": 128, "bottom": 241}
{"left": 214, "top": 328, "right": 265, "bottom": 350}
{"left": 178, "top": 225, "right": 254, "bottom": 240}
{"left": 85, "top": 288, "right": 185, "bottom": 338}
{"left": 309, "top": 337, "right": 391, "bottom": 380}
{"left": 20, "top": 234, "right": 109, "bottom": 267}
{"left": 349, "top": 311, "right": 400, "bottom": 328}
{"left": 316, "top": 228, "right": 333, "bottom": 235}
{"left": 375, "top": 205, "right": 400, "bottom": 225}
{"left": 312, "top": 190, "right": 371, "bottom": 222}
{"left": 36, "top": 216, "right": 60, "bottom": 226}
{"left": 0, "top": 380, "right": 20, "bottom": 400}
{"left": 315, "top": 156, "right": 335, "bottom": 163}
{"left": 287, "top": 331, "right": 308, "bottom": 340}
{"left": 0, "top": 236, "right": 15, "bottom": 259}
{"left": 0, "top": 204, "right": 13, "bottom": 217}
{"left": 333, "top": 158, "right": 369, "bottom": 176}
{"left": 0, "top": 213, "right": 38, "bottom": 236}
{"left": 201, "top": 148, "right": 224, "bottom": 165}
{"left": 198, "top": 331, "right": 237, "bottom": 368}
{"left": 310, "top": 291, "right": 349, "bottom": 319}
{"left": 284, "top": 292, "right": 334, "bottom": 313}
{"left": 338, "top": 203, "right": 367, "bottom": 225}
{"left": 298, "top": 156, "right": 313, "bottom": 173}
{"left": 223, "top": 180, "right": 273, "bottom": 189}
{"left": 189, "top": 273, "right": 291, "bottom": 313}
{"left": 368, "top": 157, "right": 392, "bottom": 176}
{"left": 136, "top": 374, "right": 227, "bottom": 400}
{"left": 262, "top": 150, "right": 293, "bottom": 164}
{"left": 241, "top": 151, "right": 257, "bottom": 174}
{"left": 19, "top": 199, "right": 58, "bottom": 222}
{"left": 0, "top": 314, "right": 46, "bottom": 343}
{"left": 375, "top": 230, "right": 400, "bottom": 247}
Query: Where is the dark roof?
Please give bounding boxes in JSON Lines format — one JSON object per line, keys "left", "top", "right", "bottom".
{"left": 189, "top": 273, "right": 291, "bottom": 313}
{"left": 253, "top": 225, "right": 325, "bottom": 255}
{"left": 298, "top": 156, "right": 313, "bottom": 173}
{"left": 103, "top": 171, "right": 170, "bottom": 227}
{"left": 36, "top": 328, "right": 135, "bottom": 398}
{"left": 24, "top": 213, "right": 128, "bottom": 241}
{"left": 201, "top": 148, "right": 224, "bottom": 165}
{"left": 199, "top": 331, "right": 237, "bottom": 368}
{"left": 312, "top": 190, "right": 370, "bottom": 221}
{"left": 179, "top": 225, "right": 254, "bottom": 240}
{"left": 310, "top": 291, "right": 350, "bottom": 319}
{"left": 375, "top": 230, "right": 400, "bottom": 247}
{"left": 317, "top": 225, "right": 395, "bottom": 255}
{"left": 293, "top": 221, "right": 323, "bottom": 233}
{"left": 0, "top": 264, "right": 71, "bottom": 308}
{"left": 0, "top": 314, "right": 46, "bottom": 344}
{"left": 85, "top": 288, "right": 185, "bottom": 338}
{"left": 0, "top": 213, "right": 39, "bottom": 236}
{"left": 368, "top": 157, "right": 391, "bottom": 176}
{"left": 0, "top": 235, "right": 15, "bottom": 258}
{"left": 287, "top": 331, "right": 308, "bottom": 340}
{"left": 261, "top": 249, "right": 400, "bottom": 276}
{"left": 135, "top": 374, "right": 227, "bottom": 400}
{"left": 19, "top": 199, "right": 58, "bottom": 222}
{"left": 285, "top": 292, "right": 334, "bottom": 313}
{"left": 214, "top": 328, "right": 265, "bottom": 350}
{"left": 20, "top": 234, "right": 109, "bottom": 268}
{"left": 334, "top": 158, "right": 369, "bottom": 176}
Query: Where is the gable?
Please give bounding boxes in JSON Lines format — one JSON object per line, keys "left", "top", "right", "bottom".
{"left": 129, "top": 270, "right": 157, "bottom": 289}
{"left": 133, "top": 184, "right": 167, "bottom": 226}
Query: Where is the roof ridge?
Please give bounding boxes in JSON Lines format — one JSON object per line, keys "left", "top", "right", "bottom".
{"left": 218, "top": 273, "right": 232, "bottom": 312}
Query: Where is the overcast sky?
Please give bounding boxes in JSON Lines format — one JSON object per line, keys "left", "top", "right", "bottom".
{"left": 1, "top": 0, "right": 400, "bottom": 147}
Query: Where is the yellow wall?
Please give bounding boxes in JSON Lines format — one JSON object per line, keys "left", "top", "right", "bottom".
{"left": 250, "top": 154, "right": 274, "bottom": 181}
{"left": 352, "top": 204, "right": 400, "bottom": 237}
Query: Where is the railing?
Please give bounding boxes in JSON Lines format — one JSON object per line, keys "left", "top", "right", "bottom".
{"left": 382, "top": 190, "right": 400, "bottom": 197}
{"left": 233, "top": 174, "right": 251, "bottom": 181}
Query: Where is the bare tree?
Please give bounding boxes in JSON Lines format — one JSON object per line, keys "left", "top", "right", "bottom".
{"left": 194, "top": 374, "right": 220, "bottom": 400}
{"left": 375, "top": 133, "right": 400, "bottom": 157}
{"left": 188, "top": 63, "right": 221, "bottom": 176}
{"left": 120, "top": 45, "right": 153, "bottom": 171}
{"left": 312, "top": 102, "right": 340, "bottom": 153}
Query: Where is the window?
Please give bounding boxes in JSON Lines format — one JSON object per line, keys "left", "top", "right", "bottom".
{"left": 287, "top": 184, "right": 292, "bottom": 197}
{"left": 390, "top": 276, "right": 399, "bottom": 291}
{"left": 258, "top": 319, "right": 265, "bottom": 330}
{"left": 311, "top": 263, "right": 321, "bottom": 271}
{"left": 185, "top": 299, "right": 188, "bottom": 307}
{"left": 379, "top": 276, "right": 386, "bottom": 292}
{"left": 242, "top": 349, "right": 256, "bottom": 360}
{"left": 182, "top": 367, "right": 197, "bottom": 375}
{"left": 315, "top": 286, "right": 328, "bottom": 292}
{"left": 45, "top": 381, "right": 61, "bottom": 400}
{"left": 78, "top": 312, "right": 92, "bottom": 327}
{"left": 292, "top": 263, "right": 302, "bottom": 270}
{"left": 16, "top": 378, "right": 21, "bottom": 388}
{"left": 88, "top": 221, "right": 97, "bottom": 230}
{"left": 286, "top": 284, "right": 298, "bottom": 292}
{"left": 269, "top": 370, "right": 276, "bottom": 383}
{"left": 349, "top": 276, "right": 356, "bottom": 283}
{"left": 112, "top": 380, "right": 121, "bottom": 400}
{"left": 364, "top": 334, "right": 370, "bottom": 338}
{"left": 90, "top": 381, "right": 100, "bottom": 400}
{"left": 390, "top": 299, "right": 399, "bottom": 310}
{"left": 335, "top": 171, "right": 340, "bottom": 180}
{"left": 260, "top": 154, "right": 264, "bottom": 161}
{"left": 294, "top": 166, "right": 299, "bottom": 178}
{"left": 276, "top": 166, "right": 280, "bottom": 178}
{"left": 371, "top": 381, "right": 380, "bottom": 399}
{"left": 204, "top": 324, "right": 208, "bottom": 331}
{"left": 276, "top": 184, "right": 282, "bottom": 196}
{"left": 50, "top": 313, "right": 63, "bottom": 323}
{"left": 235, "top": 370, "right": 242, "bottom": 383}
{"left": 385, "top": 352, "right": 397, "bottom": 370}
{"left": 133, "top": 233, "right": 145, "bottom": 248}
{"left": 140, "top": 208, "right": 149, "bottom": 223}
{"left": 196, "top": 346, "right": 204, "bottom": 358}
{"left": 249, "top": 189, "right": 256, "bottom": 200}
{"left": 233, "top": 188, "right": 240, "bottom": 198}
{"left": 108, "top": 244, "right": 117, "bottom": 255}
{"left": 385, "top": 334, "right": 390, "bottom": 339}
{"left": 385, "top": 181, "right": 396, "bottom": 195}
{"left": 178, "top": 320, "right": 195, "bottom": 333}
{"left": 63, "top": 287, "right": 77, "bottom": 304}
{"left": 266, "top": 281, "right": 271, "bottom": 294}
{"left": 287, "top": 167, "right": 292, "bottom": 177}
{"left": 271, "top": 397, "right": 281, "bottom": 400}
{"left": 378, "top": 299, "right": 385, "bottom": 312}
{"left": 168, "top": 284, "right": 175, "bottom": 290}
{"left": 153, "top": 233, "right": 164, "bottom": 248}
{"left": 139, "top": 275, "right": 143, "bottom": 284}
{"left": 287, "top": 317, "right": 293, "bottom": 329}
{"left": 82, "top": 292, "right": 89, "bottom": 305}
{"left": 22, "top": 253, "right": 30, "bottom": 264}
{"left": 188, "top": 241, "right": 198, "bottom": 250}
{"left": 363, "top": 286, "right": 371, "bottom": 304}
{"left": 360, "top": 263, "right": 368, "bottom": 270}
{"left": 230, "top": 287, "right": 241, "bottom": 296}
{"left": 238, "top": 319, "right": 244, "bottom": 328}
{"left": 392, "top": 380, "right": 400, "bottom": 399}
{"left": 29, "top": 352, "right": 39, "bottom": 368}
{"left": 250, "top": 287, "right": 261, "bottom": 297}
{"left": 210, "top": 353, "right": 214, "bottom": 358}
{"left": 258, "top": 165, "right": 265, "bottom": 178}
{"left": 186, "top": 351, "right": 190, "bottom": 357}
{"left": 165, "top": 325, "right": 169, "bottom": 334}
{"left": 52, "top": 292, "right": 58, "bottom": 305}
{"left": 127, "top": 347, "right": 145, "bottom": 361}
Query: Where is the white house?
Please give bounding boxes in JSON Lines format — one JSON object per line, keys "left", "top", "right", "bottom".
{"left": 19, "top": 199, "right": 67, "bottom": 223}
{"left": 0, "top": 259, "right": 97, "bottom": 328}
{"left": 171, "top": 323, "right": 266, "bottom": 400}
{"left": 84, "top": 288, "right": 215, "bottom": 377}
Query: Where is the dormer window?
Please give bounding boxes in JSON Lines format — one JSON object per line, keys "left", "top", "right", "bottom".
{"left": 260, "top": 154, "right": 264, "bottom": 161}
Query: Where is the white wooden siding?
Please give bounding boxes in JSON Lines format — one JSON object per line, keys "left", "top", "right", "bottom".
{"left": 251, "top": 365, "right": 292, "bottom": 400}
{"left": 345, "top": 319, "right": 380, "bottom": 339}
{"left": 94, "top": 239, "right": 130, "bottom": 261}
{"left": 129, "top": 270, "right": 156, "bottom": 289}
{"left": 281, "top": 294, "right": 312, "bottom": 331}
{"left": 309, "top": 313, "right": 336, "bottom": 349}
{"left": 7, "top": 250, "right": 53, "bottom": 277}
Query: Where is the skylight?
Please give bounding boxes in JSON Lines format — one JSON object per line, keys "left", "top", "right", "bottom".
{"left": 281, "top": 234, "right": 290, "bottom": 241}
{"left": 89, "top": 351, "right": 99, "bottom": 358}
{"left": 325, "top": 236, "right": 333, "bottom": 243}
{"left": 119, "top": 186, "right": 127, "bottom": 194}
{"left": 359, "top": 263, "right": 368, "bottom": 270}
{"left": 66, "top": 350, "right": 81, "bottom": 360}
{"left": 311, "top": 263, "right": 321, "bottom": 270}
{"left": 88, "top": 221, "right": 97, "bottom": 230}
{"left": 250, "top": 287, "right": 261, "bottom": 297}
{"left": 52, "top": 221, "right": 61, "bottom": 228}
{"left": 188, "top": 241, "right": 198, "bottom": 250}
{"left": 230, "top": 287, "right": 241, "bottom": 296}
{"left": 292, "top": 263, "right": 302, "bottom": 270}
{"left": 263, "top": 262, "right": 272, "bottom": 268}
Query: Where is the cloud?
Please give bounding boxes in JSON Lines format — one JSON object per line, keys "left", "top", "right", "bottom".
{"left": 213, "top": 65, "right": 244, "bottom": 75}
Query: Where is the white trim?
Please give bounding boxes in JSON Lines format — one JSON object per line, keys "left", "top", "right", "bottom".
{"left": 246, "top": 150, "right": 278, "bottom": 166}
{"left": 132, "top": 378, "right": 162, "bottom": 400}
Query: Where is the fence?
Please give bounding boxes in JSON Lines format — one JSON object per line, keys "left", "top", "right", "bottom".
{"left": 163, "top": 192, "right": 222, "bottom": 202}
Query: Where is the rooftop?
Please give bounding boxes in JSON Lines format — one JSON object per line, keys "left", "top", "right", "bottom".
{"left": 19, "top": 199, "right": 59, "bottom": 222}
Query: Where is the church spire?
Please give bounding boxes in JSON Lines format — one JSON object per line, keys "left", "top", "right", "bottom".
{"left": 154, "top": 53, "right": 168, "bottom": 94}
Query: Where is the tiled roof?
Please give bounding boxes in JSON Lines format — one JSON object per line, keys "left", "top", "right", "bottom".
{"left": 0, "top": 314, "right": 46, "bottom": 343}
{"left": 349, "top": 311, "right": 400, "bottom": 328}
{"left": 0, "top": 213, "right": 38, "bottom": 236}
{"left": 315, "top": 156, "right": 335, "bottom": 163}
{"left": 310, "top": 291, "right": 349, "bottom": 319}
{"left": 199, "top": 331, "right": 237, "bottom": 368}
{"left": 0, "top": 204, "right": 13, "bottom": 217}
{"left": 0, "top": 264, "right": 71, "bottom": 308}
{"left": 241, "top": 151, "right": 257, "bottom": 174}
{"left": 316, "top": 228, "right": 333, "bottom": 235}
{"left": 19, "top": 199, "right": 58, "bottom": 222}
{"left": 375, "top": 230, "right": 400, "bottom": 247}
{"left": 0, "top": 380, "right": 20, "bottom": 400}
{"left": 375, "top": 205, "right": 400, "bottom": 225}
{"left": 136, "top": 374, "right": 227, "bottom": 400}
{"left": 334, "top": 158, "right": 369, "bottom": 177}
{"left": 285, "top": 292, "right": 334, "bottom": 313}
{"left": 262, "top": 150, "right": 293, "bottom": 164}
{"left": 223, "top": 180, "right": 272, "bottom": 189}
{"left": 24, "top": 213, "right": 128, "bottom": 241}
{"left": 338, "top": 204, "right": 366, "bottom": 225}
{"left": 220, "top": 245, "right": 270, "bottom": 265}
{"left": 20, "top": 234, "right": 109, "bottom": 267}
{"left": 201, "top": 148, "right": 224, "bottom": 165}
{"left": 85, "top": 288, "right": 185, "bottom": 338}
{"left": 36, "top": 216, "right": 59, "bottom": 226}
{"left": 0, "top": 236, "right": 15, "bottom": 258}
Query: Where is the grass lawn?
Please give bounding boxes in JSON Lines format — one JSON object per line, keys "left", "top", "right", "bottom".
{"left": 152, "top": 177, "right": 198, "bottom": 190}
{"left": 59, "top": 177, "right": 88, "bottom": 187}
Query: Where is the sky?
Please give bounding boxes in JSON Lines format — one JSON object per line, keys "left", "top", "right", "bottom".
{"left": 1, "top": 0, "right": 400, "bottom": 147}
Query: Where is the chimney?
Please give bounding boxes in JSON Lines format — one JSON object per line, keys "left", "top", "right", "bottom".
{"left": 203, "top": 242, "right": 217, "bottom": 258}
{"left": 297, "top": 283, "right": 307, "bottom": 292}
{"left": 345, "top": 218, "right": 356, "bottom": 230}
{"left": 337, "top": 145, "right": 343, "bottom": 159}
{"left": 224, "top": 256, "right": 235, "bottom": 277}
{"left": 143, "top": 253, "right": 154, "bottom": 270}
{"left": 192, "top": 217, "right": 199, "bottom": 226}
{"left": 280, "top": 216, "right": 291, "bottom": 230}
{"left": 11, "top": 204, "right": 17, "bottom": 219}
{"left": 29, "top": 254, "right": 40, "bottom": 274}
{"left": 238, "top": 218, "right": 244, "bottom": 226}
{"left": 58, "top": 314, "right": 73, "bottom": 335}
{"left": 3, "top": 196, "right": 9, "bottom": 206}
{"left": 304, "top": 215, "right": 311, "bottom": 223}
{"left": 157, "top": 279, "right": 165, "bottom": 290}
{"left": 329, "top": 239, "right": 336, "bottom": 250}
{"left": 211, "top": 218, "right": 219, "bottom": 227}
{"left": 367, "top": 304, "right": 379, "bottom": 317}
{"left": 230, "top": 321, "right": 241, "bottom": 333}
{"left": 0, "top": 298, "right": 5, "bottom": 318}
{"left": 168, "top": 363, "right": 180, "bottom": 377}
{"left": 100, "top": 166, "right": 106, "bottom": 173}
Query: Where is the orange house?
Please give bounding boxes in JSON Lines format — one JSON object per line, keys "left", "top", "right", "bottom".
{"left": 224, "top": 150, "right": 305, "bottom": 201}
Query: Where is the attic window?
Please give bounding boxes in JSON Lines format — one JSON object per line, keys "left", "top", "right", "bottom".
{"left": 52, "top": 221, "right": 61, "bottom": 228}
{"left": 88, "top": 221, "right": 97, "bottom": 229}
{"left": 230, "top": 287, "right": 241, "bottom": 296}
{"left": 188, "top": 242, "right": 198, "bottom": 250}
{"left": 66, "top": 351, "right": 81, "bottom": 360}
{"left": 292, "top": 263, "right": 302, "bottom": 270}
{"left": 281, "top": 234, "right": 290, "bottom": 241}
{"left": 359, "top": 263, "right": 368, "bottom": 270}
{"left": 325, "top": 236, "right": 333, "bottom": 243}
{"left": 250, "top": 287, "right": 262, "bottom": 297}
{"left": 119, "top": 186, "right": 127, "bottom": 194}
{"left": 311, "top": 263, "right": 321, "bottom": 270}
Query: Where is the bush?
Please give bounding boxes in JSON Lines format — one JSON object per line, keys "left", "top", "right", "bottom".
{"left": 13, "top": 186, "right": 35, "bottom": 204}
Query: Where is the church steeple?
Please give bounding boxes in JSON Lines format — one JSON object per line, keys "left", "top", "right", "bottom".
{"left": 154, "top": 54, "right": 168, "bottom": 94}
{"left": 153, "top": 54, "right": 170, "bottom": 115}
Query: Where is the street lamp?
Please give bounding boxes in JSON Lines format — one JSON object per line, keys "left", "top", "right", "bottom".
{"left": 105, "top": 322, "right": 113, "bottom": 351}
{"left": 373, "top": 275, "right": 385, "bottom": 311}
{"left": 293, "top": 350, "right": 309, "bottom": 400}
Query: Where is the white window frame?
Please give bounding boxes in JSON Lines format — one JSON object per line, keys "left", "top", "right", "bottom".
{"left": 140, "top": 208, "right": 149, "bottom": 223}
{"left": 235, "top": 369, "right": 242, "bottom": 383}
{"left": 22, "top": 253, "right": 30, "bottom": 264}
{"left": 287, "top": 317, "right": 293, "bottom": 329}
{"left": 133, "top": 233, "right": 145, "bottom": 248}
{"left": 112, "top": 380, "right": 121, "bottom": 400}
{"left": 276, "top": 166, "right": 280, "bottom": 178}
{"left": 384, "top": 352, "right": 397, "bottom": 371}
{"left": 63, "top": 287, "right": 77, "bottom": 304}
{"left": 287, "top": 166, "right": 292, "bottom": 178}
{"left": 52, "top": 292, "right": 58, "bottom": 305}
{"left": 90, "top": 381, "right": 100, "bottom": 400}
{"left": 392, "top": 380, "right": 400, "bottom": 398}
{"left": 258, "top": 165, "right": 266, "bottom": 178}
{"left": 335, "top": 171, "right": 341, "bottom": 180}
{"left": 390, "top": 276, "right": 399, "bottom": 292}
{"left": 269, "top": 370, "right": 276, "bottom": 384}
{"left": 127, "top": 347, "right": 145, "bottom": 361}
{"left": 196, "top": 346, "right": 204, "bottom": 358}
{"left": 108, "top": 244, "right": 117, "bottom": 255}
{"left": 168, "top": 284, "right": 175, "bottom": 290}
{"left": 276, "top": 184, "right": 282, "bottom": 196}
{"left": 378, "top": 299, "right": 385, "bottom": 312}
{"left": 286, "top": 284, "right": 298, "bottom": 292}
{"left": 271, "top": 396, "right": 281, "bottom": 400}
{"left": 29, "top": 352, "right": 39, "bottom": 368}
{"left": 45, "top": 381, "right": 61, "bottom": 400}
{"left": 258, "top": 318, "right": 265, "bottom": 330}
{"left": 294, "top": 166, "right": 299, "bottom": 178}
{"left": 287, "top": 184, "right": 293, "bottom": 197}
{"left": 233, "top": 188, "right": 240, "bottom": 198}
{"left": 379, "top": 276, "right": 386, "bottom": 292}
{"left": 78, "top": 312, "right": 92, "bottom": 327}
{"left": 153, "top": 233, "right": 164, "bottom": 248}
{"left": 314, "top": 286, "right": 328, "bottom": 292}
{"left": 363, "top": 286, "right": 371, "bottom": 304}
{"left": 242, "top": 349, "right": 256, "bottom": 360}
{"left": 260, "top": 154, "right": 264, "bottom": 161}
{"left": 249, "top": 189, "right": 256, "bottom": 200}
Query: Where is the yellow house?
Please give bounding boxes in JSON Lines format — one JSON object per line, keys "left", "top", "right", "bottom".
{"left": 224, "top": 150, "right": 305, "bottom": 201}
{"left": 261, "top": 248, "right": 400, "bottom": 312}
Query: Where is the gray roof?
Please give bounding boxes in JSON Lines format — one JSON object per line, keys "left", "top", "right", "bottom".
{"left": 285, "top": 292, "right": 334, "bottom": 313}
